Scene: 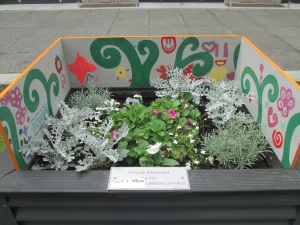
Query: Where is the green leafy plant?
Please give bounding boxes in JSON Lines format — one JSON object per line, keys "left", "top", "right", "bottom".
{"left": 110, "top": 96, "right": 204, "bottom": 167}
{"left": 201, "top": 113, "right": 269, "bottom": 169}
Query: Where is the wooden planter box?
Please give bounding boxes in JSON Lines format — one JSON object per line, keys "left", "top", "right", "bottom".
{"left": 0, "top": 35, "right": 300, "bottom": 224}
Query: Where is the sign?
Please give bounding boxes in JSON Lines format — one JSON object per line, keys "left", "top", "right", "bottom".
{"left": 107, "top": 167, "right": 190, "bottom": 191}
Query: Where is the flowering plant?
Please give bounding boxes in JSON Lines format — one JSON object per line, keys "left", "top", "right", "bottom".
{"left": 109, "top": 95, "right": 205, "bottom": 167}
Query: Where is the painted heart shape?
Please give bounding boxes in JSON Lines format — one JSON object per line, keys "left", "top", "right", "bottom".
{"left": 201, "top": 42, "right": 216, "bottom": 53}
{"left": 268, "top": 107, "right": 278, "bottom": 128}
{"left": 226, "top": 71, "right": 235, "bottom": 80}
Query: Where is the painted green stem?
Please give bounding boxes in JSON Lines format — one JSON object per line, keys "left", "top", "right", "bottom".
{"left": 241, "top": 66, "right": 279, "bottom": 124}
{"left": 23, "top": 69, "right": 59, "bottom": 116}
{"left": 0, "top": 106, "right": 27, "bottom": 170}
{"left": 90, "top": 38, "right": 159, "bottom": 87}
{"left": 282, "top": 112, "right": 300, "bottom": 168}
{"left": 174, "top": 37, "right": 214, "bottom": 77}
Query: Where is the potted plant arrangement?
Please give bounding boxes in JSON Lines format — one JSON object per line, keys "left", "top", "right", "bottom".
{"left": 0, "top": 36, "right": 299, "bottom": 225}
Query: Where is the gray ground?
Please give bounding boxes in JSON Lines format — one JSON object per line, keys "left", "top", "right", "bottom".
{"left": 0, "top": 7, "right": 300, "bottom": 74}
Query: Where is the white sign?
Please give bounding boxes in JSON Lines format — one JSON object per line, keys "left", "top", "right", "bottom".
{"left": 107, "top": 167, "right": 190, "bottom": 190}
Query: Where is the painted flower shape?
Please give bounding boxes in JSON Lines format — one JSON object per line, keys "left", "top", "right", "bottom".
{"left": 146, "top": 142, "right": 162, "bottom": 154}
{"left": 277, "top": 87, "right": 295, "bottom": 118}
{"left": 110, "top": 130, "right": 118, "bottom": 140}
{"left": 55, "top": 56, "right": 63, "bottom": 74}
{"left": 156, "top": 65, "right": 170, "bottom": 80}
{"left": 167, "top": 109, "right": 177, "bottom": 119}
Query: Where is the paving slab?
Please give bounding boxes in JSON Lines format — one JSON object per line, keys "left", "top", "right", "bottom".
{"left": 183, "top": 17, "right": 223, "bottom": 26}
{"left": 263, "top": 50, "right": 300, "bottom": 71}
{"left": 0, "top": 27, "right": 34, "bottom": 39}
{"left": 226, "top": 25, "right": 274, "bottom": 37}
{"left": 66, "top": 25, "right": 111, "bottom": 36}
{"left": 113, "top": 17, "right": 148, "bottom": 26}
{"left": 150, "top": 16, "right": 186, "bottom": 26}
{"left": 3, "top": 38, "right": 56, "bottom": 54}
{"left": 149, "top": 25, "right": 189, "bottom": 35}
{"left": 75, "top": 17, "right": 116, "bottom": 27}
{"left": 246, "top": 36, "right": 296, "bottom": 52}
{"left": 265, "top": 26, "right": 300, "bottom": 36}
{"left": 178, "top": 9, "right": 215, "bottom": 18}
{"left": 108, "top": 25, "right": 148, "bottom": 36}
{"left": 0, "top": 52, "right": 40, "bottom": 74}
{"left": 188, "top": 25, "right": 231, "bottom": 35}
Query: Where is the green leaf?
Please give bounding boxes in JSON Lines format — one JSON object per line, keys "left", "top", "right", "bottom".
{"left": 153, "top": 135, "right": 163, "bottom": 143}
{"left": 138, "top": 139, "right": 150, "bottom": 148}
{"left": 165, "top": 141, "right": 172, "bottom": 147}
{"left": 161, "top": 158, "right": 179, "bottom": 166}
{"left": 153, "top": 150, "right": 162, "bottom": 165}
{"left": 118, "top": 140, "right": 128, "bottom": 149}
{"left": 173, "top": 99, "right": 181, "bottom": 107}
{"left": 126, "top": 156, "right": 136, "bottom": 165}
{"left": 158, "top": 131, "right": 165, "bottom": 137}
{"left": 139, "top": 156, "right": 154, "bottom": 167}
{"left": 179, "top": 117, "right": 186, "bottom": 126}
{"left": 182, "top": 110, "right": 190, "bottom": 117}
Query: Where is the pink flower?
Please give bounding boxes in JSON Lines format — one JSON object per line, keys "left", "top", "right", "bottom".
{"left": 277, "top": 87, "right": 295, "bottom": 118}
{"left": 153, "top": 109, "right": 161, "bottom": 115}
{"left": 110, "top": 130, "right": 118, "bottom": 140}
{"left": 186, "top": 119, "right": 193, "bottom": 128}
{"left": 167, "top": 109, "right": 177, "bottom": 119}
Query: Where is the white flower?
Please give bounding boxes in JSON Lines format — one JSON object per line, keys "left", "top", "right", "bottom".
{"left": 195, "top": 127, "right": 199, "bottom": 130}
{"left": 192, "top": 123, "right": 196, "bottom": 126}
{"left": 188, "top": 134, "right": 193, "bottom": 138}
{"left": 169, "top": 133, "right": 173, "bottom": 136}
{"left": 206, "top": 156, "right": 214, "bottom": 165}
{"left": 133, "top": 94, "right": 142, "bottom": 102}
{"left": 173, "top": 140, "right": 178, "bottom": 144}
{"left": 194, "top": 160, "right": 200, "bottom": 165}
{"left": 175, "top": 134, "right": 178, "bottom": 137}
{"left": 194, "top": 148, "right": 198, "bottom": 153}
{"left": 190, "top": 139, "right": 195, "bottom": 144}
{"left": 177, "top": 125, "right": 182, "bottom": 129}
{"left": 186, "top": 161, "right": 191, "bottom": 170}
{"left": 201, "top": 150, "right": 206, "bottom": 155}
{"left": 184, "top": 104, "right": 188, "bottom": 108}
{"left": 167, "top": 148, "right": 172, "bottom": 152}
{"left": 146, "top": 142, "right": 162, "bottom": 154}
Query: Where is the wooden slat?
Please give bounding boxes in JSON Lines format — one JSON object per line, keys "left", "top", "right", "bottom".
{"left": 1, "top": 170, "right": 300, "bottom": 193}
{"left": 15, "top": 206, "right": 298, "bottom": 221}
{"left": 7, "top": 194, "right": 300, "bottom": 207}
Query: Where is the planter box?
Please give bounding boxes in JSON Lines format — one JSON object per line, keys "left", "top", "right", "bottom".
{"left": 0, "top": 35, "right": 300, "bottom": 224}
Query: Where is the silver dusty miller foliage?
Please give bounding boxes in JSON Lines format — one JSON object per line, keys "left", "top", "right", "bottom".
{"left": 152, "top": 66, "right": 208, "bottom": 106}
{"left": 205, "top": 78, "right": 251, "bottom": 124}
{"left": 19, "top": 101, "right": 129, "bottom": 172}
{"left": 68, "top": 80, "right": 112, "bottom": 110}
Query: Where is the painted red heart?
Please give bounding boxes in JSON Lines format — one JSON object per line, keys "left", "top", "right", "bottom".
{"left": 226, "top": 71, "right": 235, "bottom": 80}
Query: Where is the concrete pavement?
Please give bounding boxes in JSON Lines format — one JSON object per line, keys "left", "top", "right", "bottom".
{"left": 0, "top": 3, "right": 300, "bottom": 88}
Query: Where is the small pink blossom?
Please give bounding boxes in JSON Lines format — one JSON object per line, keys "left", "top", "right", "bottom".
{"left": 110, "top": 130, "right": 118, "bottom": 140}
{"left": 167, "top": 109, "right": 177, "bottom": 119}
{"left": 153, "top": 109, "right": 161, "bottom": 115}
{"left": 277, "top": 87, "right": 295, "bottom": 118}
{"left": 185, "top": 119, "right": 193, "bottom": 128}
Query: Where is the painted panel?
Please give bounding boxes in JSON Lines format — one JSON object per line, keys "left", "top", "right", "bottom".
{"left": 235, "top": 37, "right": 300, "bottom": 169}
{"left": 62, "top": 36, "right": 241, "bottom": 88}
{"left": 0, "top": 39, "right": 70, "bottom": 170}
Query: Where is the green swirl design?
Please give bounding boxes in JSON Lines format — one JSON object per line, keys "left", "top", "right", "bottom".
{"left": 23, "top": 69, "right": 59, "bottom": 116}
{"left": 241, "top": 66, "right": 279, "bottom": 124}
{"left": 282, "top": 112, "right": 300, "bottom": 168}
{"left": 90, "top": 38, "right": 159, "bottom": 87}
{"left": 0, "top": 106, "right": 27, "bottom": 170}
{"left": 174, "top": 37, "right": 214, "bottom": 77}
{"left": 234, "top": 43, "right": 240, "bottom": 70}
